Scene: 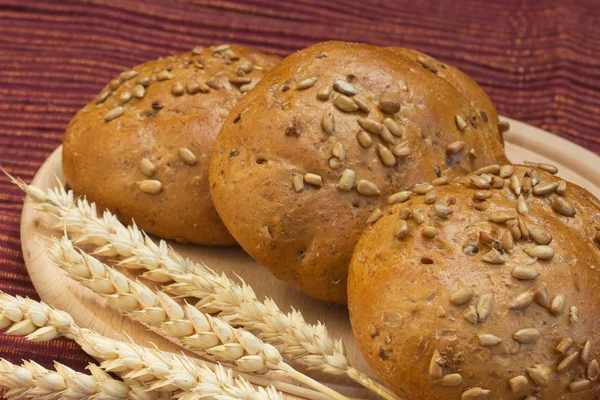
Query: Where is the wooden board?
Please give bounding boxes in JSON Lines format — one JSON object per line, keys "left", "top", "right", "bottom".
{"left": 20, "top": 117, "right": 600, "bottom": 399}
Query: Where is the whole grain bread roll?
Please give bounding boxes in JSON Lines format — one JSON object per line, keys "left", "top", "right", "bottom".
{"left": 348, "top": 163, "right": 600, "bottom": 399}
{"left": 63, "top": 45, "right": 279, "bottom": 246}
{"left": 209, "top": 41, "right": 509, "bottom": 303}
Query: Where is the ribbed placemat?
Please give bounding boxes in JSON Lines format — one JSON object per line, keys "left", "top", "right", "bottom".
{"left": 1, "top": 0, "right": 599, "bottom": 371}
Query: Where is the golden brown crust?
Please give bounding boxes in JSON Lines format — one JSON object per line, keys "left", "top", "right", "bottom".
{"left": 209, "top": 41, "right": 509, "bottom": 303}
{"left": 348, "top": 164, "right": 600, "bottom": 399}
{"left": 62, "top": 45, "right": 279, "bottom": 246}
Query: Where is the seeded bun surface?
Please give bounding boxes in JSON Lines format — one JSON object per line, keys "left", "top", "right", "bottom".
{"left": 348, "top": 164, "right": 600, "bottom": 399}
{"left": 209, "top": 41, "right": 509, "bottom": 303}
{"left": 62, "top": 45, "right": 279, "bottom": 245}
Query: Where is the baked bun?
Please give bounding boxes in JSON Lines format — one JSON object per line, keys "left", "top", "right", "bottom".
{"left": 209, "top": 41, "right": 509, "bottom": 303}
{"left": 348, "top": 163, "right": 600, "bottom": 399}
{"left": 63, "top": 45, "right": 279, "bottom": 246}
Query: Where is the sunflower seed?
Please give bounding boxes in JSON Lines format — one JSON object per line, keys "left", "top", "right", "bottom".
{"left": 474, "top": 191, "right": 493, "bottom": 200}
{"left": 238, "top": 60, "right": 254, "bottom": 73}
{"left": 377, "top": 126, "right": 396, "bottom": 144}
{"left": 393, "top": 219, "right": 410, "bottom": 239}
{"left": 488, "top": 211, "right": 516, "bottom": 223}
{"left": 353, "top": 95, "right": 370, "bottom": 113}
{"left": 569, "top": 379, "right": 590, "bottom": 393}
{"left": 293, "top": 175, "right": 304, "bottom": 192}
{"left": 517, "top": 195, "right": 528, "bottom": 215}
{"left": 498, "top": 120, "right": 510, "bottom": 133}
{"left": 412, "top": 208, "right": 425, "bottom": 224}
{"left": 317, "top": 85, "right": 332, "bottom": 100}
{"left": 139, "top": 158, "right": 156, "bottom": 177}
{"left": 96, "top": 90, "right": 111, "bottom": 104}
{"left": 331, "top": 143, "right": 345, "bottom": 161}
{"left": 304, "top": 173, "right": 322, "bottom": 187}
{"left": 533, "top": 182, "right": 558, "bottom": 196}
{"left": 455, "top": 115, "right": 467, "bottom": 131}
{"left": 198, "top": 82, "right": 210, "bottom": 92}
{"left": 473, "top": 201, "right": 490, "bottom": 212}
{"left": 569, "top": 306, "right": 579, "bottom": 324}
{"left": 479, "top": 231, "right": 495, "bottom": 245}
{"left": 366, "top": 208, "right": 384, "bottom": 225}
{"left": 523, "top": 177, "right": 533, "bottom": 194}
{"left": 296, "top": 77, "right": 317, "bottom": 90}
{"left": 508, "top": 221, "right": 521, "bottom": 240}
{"left": 435, "top": 373, "right": 462, "bottom": 387}
{"left": 434, "top": 204, "right": 453, "bottom": 219}
{"left": 119, "top": 92, "right": 132, "bottom": 104}
{"left": 469, "top": 175, "right": 491, "bottom": 189}
{"left": 581, "top": 341, "right": 592, "bottom": 364}
{"left": 557, "top": 351, "right": 579, "bottom": 372}
{"left": 538, "top": 163, "right": 558, "bottom": 174}
{"left": 131, "top": 84, "right": 145, "bottom": 98}
{"left": 432, "top": 176, "right": 450, "bottom": 186}
{"left": 338, "top": 169, "right": 356, "bottom": 191}
{"left": 229, "top": 76, "right": 252, "bottom": 86}
{"left": 529, "top": 226, "right": 552, "bottom": 245}
{"left": 550, "top": 294, "right": 567, "bottom": 316}
{"left": 530, "top": 169, "right": 541, "bottom": 187}
{"left": 552, "top": 197, "right": 576, "bottom": 216}
{"left": 238, "top": 83, "right": 253, "bottom": 93}
{"left": 474, "top": 165, "right": 501, "bottom": 175}
{"left": 357, "top": 131, "right": 372, "bottom": 148}
{"left": 333, "top": 80, "right": 358, "bottom": 95}
{"left": 109, "top": 78, "right": 121, "bottom": 90}
{"left": 398, "top": 208, "right": 411, "bottom": 220}
{"left": 476, "top": 293, "right": 493, "bottom": 321}
{"left": 588, "top": 360, "right": 599, "bottom": 380}
{"left": 502, "top": 230, "right": 514, "bottom": 253}
{"left": 451, "top": 286, "right": 474, "bottom": 305}
{"left": 555, "top": 180, "right": 567, "bottom": 195}
{"left": 329, "top": 157, "right": 343, "bottom": 169}
{"left": 185, "top": 81, "right": 201, "bottom": 94}
{"left": 478, "top": 333, "right": 502, "bottom": 346}
{"left": 157, "top": 70, "right": 172, "bottom": 81}
{"left": 500, "top": 165, "right": 514, "bottom": 178}
{"left": 413, "top": 183, "right": 434, "bottom": 195}
{"left": 429, "top": 349, "right": 443, "bottom": 379}
{"left": 120, "top": 70, "right": 138, "bottom": 81}
{"left": 510, "top": 291, "right": 533, "bottom": 310}
{"left": 211, "top": 44, "right": 230, "bottom": 53}
{"left": 137, "top": 180, "right": 162, "bottom": 194}
{"left": 556, "top": 338, "right": 573, "bottom": 354}
{"left": 171, "top": 82, "right": 185, "bottom": 96}
{"left": 527, "top": 365, "right": 548, "bottom": 386}
{"left": 422, "top": 226, "right": 437, "bottom": 238}
{"left": 512, "top": 266, "right": 539, "bottom": 280}
{"left": 509, "top": 375, "right": 528, "bottom": 394}
{"left": 322, "top": 110, "right": 335, "bottom": 134}
{"left": 104, "top": 106, "right": 124, "bottom": 121}
{"left": 136, "top": 76, "right": 152, "bottom": 87}
{"left": 392, "top": 145, "right": 412, "bottom": 157}
{"left": 378, "top": 99, "right": 400, "bottom": 114}
{"left": 446, "top": 141, "right": 466, "bottom": 154}
{"left": 383, "top": 118, "right": 402, "bottom": 137}
{"left": 461, "top": 387, "right": 490, "bottom": 400}
{"left": 463, "top": 305, "right": 478, "bottom": 324}
{"left": 358, "top": 118, "right": 383, "bottom": 134}
{"left": 388, "top": 191, "right": 412, "bottom": 205}
{"left": 534, "top": 287, "right": 551, "bottom": 309}
{"left": 357, "top": 180, "right": 380, "bottom": 196}
{"left": 425, "top": 191, "right": 437, "bottom": 204}
{"left": 524, "top": 245, "right": 554, "bottom": 259}
{"left": 334, "top": 95, "right": 359, "bottom": 112}
{"left": 223, "top": 49, "right": 238, "bottom": 60}
{"left": 417, "top": 55, "right": 438, "bottom": 73}
{"left": 514, "top": 328, "right": 540, "bottom": 344}
{"left": 482, "top": 248, "right": 505, "bottom": 264}
{"left": 518, "top": 216, "right": 529, "bottom": 239}
{"left": 376, "top": 144, "right": 397, "bottom": 167}
{"left": 492, "top": 176, "right": 505, "bottom": 188}
{"left": 179, "top": 147, "right": 197, "bottom": 165}
{"left": 509, "top": 175, "right": 522, "bottom": 195}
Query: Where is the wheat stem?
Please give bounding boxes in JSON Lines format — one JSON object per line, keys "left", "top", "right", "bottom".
{"left": 47, "top": 235, "right": 348, "bottom": 400}
{"left": 8, "top": 172, "right": 400, "bottom": 400}
{"left": 0, "top": 292, "right": 284, "bottom": 400}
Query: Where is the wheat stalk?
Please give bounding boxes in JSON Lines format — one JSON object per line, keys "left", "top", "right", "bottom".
{"left": 8, "top": 172, "right": 399, "bottom": 400}
{"left": 0, "top": 292, "right": 284, "bottom": 400}
{"left": 46, "top": 235, "right": 347, "bottom": 400}
{"left": 0, "top": 358, "right": 155, "bottom": 400}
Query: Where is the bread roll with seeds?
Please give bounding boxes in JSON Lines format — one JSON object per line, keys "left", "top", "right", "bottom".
{"left": 348, "top": 164, "right": 600, "bottom": 399}
{"left": 209, "top": 41, "right": 509, "bottom": 303}
{"left": 63, "top": 45, "right": 279, "bottom": 245}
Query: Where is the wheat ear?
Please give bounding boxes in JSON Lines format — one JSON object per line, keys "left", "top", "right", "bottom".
{"left": 0, "top": 358, "right": 156, "bottom": 400}
{"left": 47, "top": 236, "right": 348, "bottom": 400}
{"left": 8, "top": 173, "right": 400, "bottom": 400}
{"left": 0, "top": 292, "right": 283, "bottom": 400}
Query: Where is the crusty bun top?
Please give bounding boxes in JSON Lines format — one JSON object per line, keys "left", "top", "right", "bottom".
{"left": 209, "top": 40, "right": 509, "bottom": 303}
{"left": 349, "top": 163, "right": 600, "bottom": 399}
{"left": 63, "top": 44, "right": 279, "bottom": 246}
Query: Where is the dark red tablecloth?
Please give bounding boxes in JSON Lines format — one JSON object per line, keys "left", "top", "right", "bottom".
{"left": 1, "top": 0, "right": 599, "bottom": 371}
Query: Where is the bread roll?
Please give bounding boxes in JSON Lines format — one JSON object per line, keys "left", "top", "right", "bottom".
{"left": 63, "top": 45, "right": 279, "bottom": 246}
{"left": 349, "top": 163, "right": 600, "bottom": 399}
{"left": 209, "top": 41, "right": 509, "bottom": 303}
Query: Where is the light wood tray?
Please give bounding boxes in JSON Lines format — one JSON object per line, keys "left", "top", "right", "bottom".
{"left": 20, "top": 117, "right": 600, "bottom": 398}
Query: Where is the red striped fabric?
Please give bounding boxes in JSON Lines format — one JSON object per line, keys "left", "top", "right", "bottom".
{"left": 1, "top": 0, "right": 599, "bottom": 371}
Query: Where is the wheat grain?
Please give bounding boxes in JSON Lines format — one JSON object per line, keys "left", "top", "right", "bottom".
{"left": 47, "top": 236, "right": 347, "bottom": 400}
{"left": 0, "top": 292, "right": 283, "bottom": 400}
{"left": 8, "top": 173, "right": 400, "bottom": 400}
